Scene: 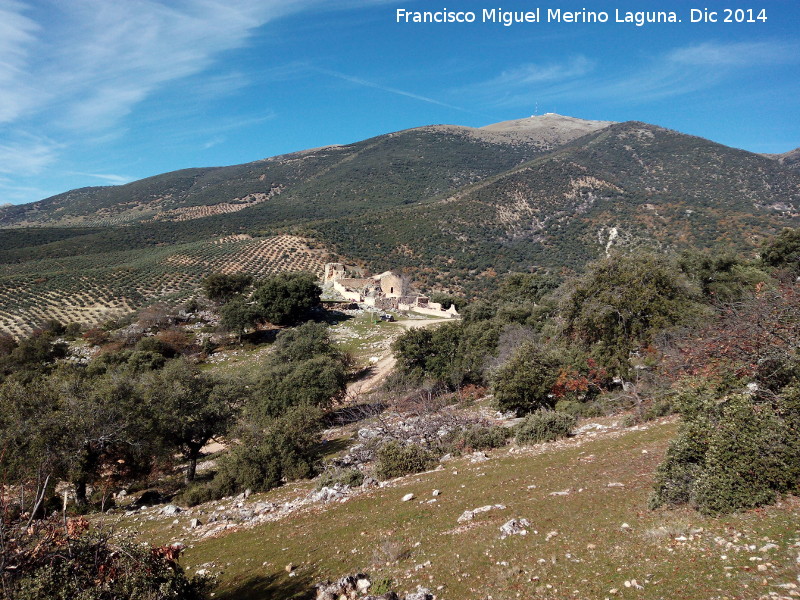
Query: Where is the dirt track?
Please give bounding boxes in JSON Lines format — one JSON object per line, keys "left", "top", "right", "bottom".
{"left": 346, "top": 318, "right": 450, "bottom": 396}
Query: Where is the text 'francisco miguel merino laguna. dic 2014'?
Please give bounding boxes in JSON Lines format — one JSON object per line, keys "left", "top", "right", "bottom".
{"left": 395, "top": 8, "right": 769, "bottom": 27}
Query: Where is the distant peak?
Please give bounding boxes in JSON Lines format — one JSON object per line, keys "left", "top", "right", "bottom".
{"left": 475, "top": 114, "right": 615, "bottom": 146}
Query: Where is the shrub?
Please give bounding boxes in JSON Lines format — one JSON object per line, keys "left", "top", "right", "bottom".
{"left": 446, "top": 424, "right": 511, "bottom": 454}
{"left": 514, "top": 410, "right": 577, "bottom": 445}
{"left": 374, "top": 441, "right": 437, "bottom": 481}
{"left": 202, "top": 272, "right": 253, "bottom": 304}
{"left": 316, "top": 466, "right": 365, "bottom": 489}
{"left": 211, "top": 405, "right": 324, "bottom": 495}
{"left": 1, "top": 517, "right": 210, "bottom": 599}
{"left": 493, "top": 343, "right": 561, "bottom": 415}
{"left": 650, "top": 387, "right": 800, "bottom": 514}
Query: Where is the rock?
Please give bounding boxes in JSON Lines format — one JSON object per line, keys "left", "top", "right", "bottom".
{"left": 545, "top": 530, "right": 559, "bottom": 541}
{"left": 356, "top": 576, "right": 371, "bottom": 593}
{"left": 405, "top": 586, "right": 433, "bottom": 600}
{"left": 549, "top": 490, "right": 570, "bottom": 496}
{"left": 161, "top": 504, "right": 182, "bottom": 516}
{"left": 500, "top": 518, "right": 530, "bottom": 539}
{"left": 402, "top": 493, "right": 415, "bottom": 502}
{"left": 116, "top": 489, "right": 128, "bottom": 499}
{"left": 759, "top": 543, "right": 779, "bottom": 552}
{"left": 315, "top": 573, "right": 371, "bottom": 599}
{"left": 620, "top": 522, "right": 632, "bottom": 531}
{"left": 362, "top": 476, "right": 378, "bottom": 489}
{"left": 285, "top": 563, "right": 294, "bottom": 573}
{"left": 469, "top": 451, "right": 489, "bottom": 463}
{"left": 244, "top": 488, "right": 252, "bottom": 499}
{"left": 607, "top": 482, "right": 625, "bottom": 488}
{"left": 432, "top": 489, "right": 441, "bottom": 497}
{"left": 190, "top": 518, "right": 202, "bottom": 528}
{"left": 457, "top": 504, "right": 506, "bottom": 523}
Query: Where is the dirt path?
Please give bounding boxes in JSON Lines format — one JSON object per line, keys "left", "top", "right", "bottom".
{"left": 346, "top": 318, "right": 451, "bottom": 397}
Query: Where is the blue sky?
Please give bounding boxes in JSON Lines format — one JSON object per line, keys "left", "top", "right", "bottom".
{"left": 1, "top": 0, "right": 798, "bottom": 205}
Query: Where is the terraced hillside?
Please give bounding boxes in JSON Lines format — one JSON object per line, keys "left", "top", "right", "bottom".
{"left": 0, "top": 234, "right": 327, "bottom": 336}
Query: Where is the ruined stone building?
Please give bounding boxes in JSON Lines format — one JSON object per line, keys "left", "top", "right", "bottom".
{"left": 323, "top": 263, "right": 459, "bottom": 318}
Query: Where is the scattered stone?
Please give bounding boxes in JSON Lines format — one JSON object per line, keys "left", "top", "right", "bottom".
{"left": 432, "top": 489, "right": 441, "bottom": 497}
{"left": 620, "top": 522, "right": 632, "bottom": 531}
{"left": 500, "top": 518, "right": 530, "bottom": 539}
{"left": 760, "top": 543, "right": 779, "bottom": 552}
{"left": 315, "top": 574, "right": 372, "bottom": 600}
{"left": 161, "top": 504, "right": 182, "bottom": 516}
{"left": 402, "top": 493, "right": 415, "bottom": 502}
{"left": 405, "top": 587, "right": 433, "bottom": 600}
{"left": 549, "top": 490, "right": 570, "bottom": 496}
{"left": 457, "top": 504, "right": 506, "bottom": 523}
{"left": 545, "top": 530, "right": 559, "bottom": 541}
{"left": 469, "top": 451, "right": 489, "bottom": 463}
{"left": 190, "top": 518, "right": 202, "bottom": 528}
{"left": 607, "top": 482, "right": 625, "bottom": 488}
{"left": 285, "top": 563, "right": 294, "bottom": 573}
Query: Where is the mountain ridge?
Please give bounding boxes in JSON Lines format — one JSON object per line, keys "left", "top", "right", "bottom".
{"left": 0, "top": 115, "right": 798, "bottom": 333}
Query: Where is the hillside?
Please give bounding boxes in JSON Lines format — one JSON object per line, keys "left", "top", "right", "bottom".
{"left": 1, "top": 115, "right": 799, "bottom": 332}
{"left": 102, "top": 413, "right": 800, "bottom": 600}
{"left": 767, "top": 147, "right": 800, "bottom": 171}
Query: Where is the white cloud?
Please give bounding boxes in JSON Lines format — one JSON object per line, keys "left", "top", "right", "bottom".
{"left": 0, "top": 0, "right": 39, "bottom": 123}
{"left": 0, "top": 0, "right": 390, "bottom": 200}
{"left": 0, "top": 134, "right": 60, "bottom": 175}
{"left": 667, "top": 41, "right": 800, "bottom": 68}
{"left": 315, "top": 67, "right": 474, "bottom": 113}
{"left": 73, "top": 172, "right": 134, "bottom": 185}
{"left": 483, "top": 57, "right": 594, "bottom": 88}
{"left": 466, "top": 40, "right": 799, "bottom": 109}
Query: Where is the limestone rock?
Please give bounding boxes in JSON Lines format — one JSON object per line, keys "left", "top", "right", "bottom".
{"left": 500, "top": 518, "right": 530, "bottom": 539}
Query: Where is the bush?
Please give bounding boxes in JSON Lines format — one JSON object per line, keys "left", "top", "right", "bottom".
{"left": 651, "top": 388, "right": 800, "bottom": 514}
{"left": 514, "top": 410, "right": 577, "bottom": 445}
{"left": 211, "top": 405, "right": 324, "bottom": 495}
{"left": 374, "top": 441, "right": 437, "bottom": 481}
{"left": 493, "top": 343, "right": 561, "bottom": 415}
{"left": 316, "top": 466, "right": 365, "bottom": 489}
{"left": 446, "top": 424, "right": 511, "bottom": 454}
{"left": 1, "top": 517, "right": 209, "bottom": 599}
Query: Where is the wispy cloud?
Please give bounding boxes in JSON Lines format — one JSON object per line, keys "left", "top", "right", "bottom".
{"left": 0, "top": 0, "right": 389, "bottom": 201}
{"left": 465, "top": 40, "right": 800, "bottom": 109}
{"left": 667, "top": 41, "right": 800, "bottom": 67}
{"left": 0, "top": 133, "right": 60, "bottom": 175}
{"left": 71, "top": 172, "right": 134, "bottom": 185}
{"left": 314, "top": 67, "right": 478, "bottom": 114}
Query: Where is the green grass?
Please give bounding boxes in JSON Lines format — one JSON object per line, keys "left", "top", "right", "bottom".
{"left": 330, "top": 313, "right": 402, "bottom": 367}
{"left": 103, "top": 419, "right": 800, "bottom": 600}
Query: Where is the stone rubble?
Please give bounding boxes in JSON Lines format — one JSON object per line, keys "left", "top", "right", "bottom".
{"left": 499, "top": 518, "right": 531, "bottom": 539}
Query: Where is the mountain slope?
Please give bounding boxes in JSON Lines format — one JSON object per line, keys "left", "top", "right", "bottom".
{"left": 314, "top": 121, "right": 800, "bottom": 287}
{"left": 1, "top": 115, "right": 799, "bottom": 332}
{"left": 0, "top": 118, "right": 591, "bottom": 229}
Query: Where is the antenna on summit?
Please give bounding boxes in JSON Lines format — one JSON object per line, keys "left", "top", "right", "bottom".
{"left": 531, "top": 102, "right": 538, "bottom": 118}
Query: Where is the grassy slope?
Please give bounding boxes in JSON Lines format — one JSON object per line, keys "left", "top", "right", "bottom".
{"left": 112, "top": 418, "right": 800, "bottom": 600}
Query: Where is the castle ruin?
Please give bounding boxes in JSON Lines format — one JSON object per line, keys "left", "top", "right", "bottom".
{"left": 323, "top": 263, "right": 459, "bottom": 319}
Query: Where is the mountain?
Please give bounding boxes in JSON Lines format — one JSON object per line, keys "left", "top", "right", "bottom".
{"left": 0, "top": 115, "right": 798, "bottom": 334}
{"left": 766, "top": 147, "right": 800, "bottom": 171}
